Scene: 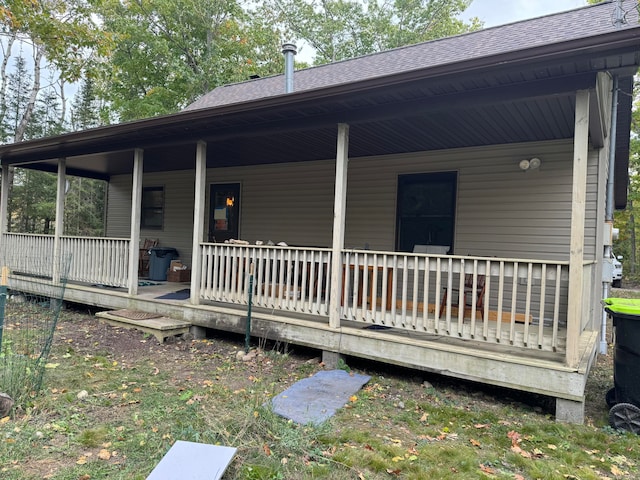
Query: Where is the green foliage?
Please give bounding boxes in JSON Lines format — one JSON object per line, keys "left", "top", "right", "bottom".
{"left": 91, "top": 0, "right": 284, "bottom": 120}
{"left": 0, "top": 0, "right": 113, "bottom": 82}
{"left": 261, "top": 0, "right": 482, "bottom": 65}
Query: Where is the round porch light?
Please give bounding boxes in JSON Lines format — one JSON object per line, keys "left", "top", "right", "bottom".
{"left": 529, "top": 157, "right": 541, "bottom": 169}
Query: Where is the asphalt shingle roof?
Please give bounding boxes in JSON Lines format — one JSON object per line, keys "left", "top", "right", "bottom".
{"left": 185, "top": 1, "right": 636, "bottom": 111}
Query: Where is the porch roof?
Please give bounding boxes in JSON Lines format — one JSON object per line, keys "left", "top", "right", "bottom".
{"left": 0, "top": 1, "right": 638, "bottom": 207}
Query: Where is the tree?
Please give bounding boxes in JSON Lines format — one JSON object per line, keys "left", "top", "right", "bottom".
{"left": 70, "top": 77, "right": 102, "bottom": 131}
{"left": 0, "top": 1, "right": 111, "bottom": 236}
{"left": 260, "top": 0, "right": 482, "bottom": 65}
{"left": 0, "top": 0, "right": 112, "bottom": 140}
{"left": 92, "top": 0, "right": 285, "bottom": 120}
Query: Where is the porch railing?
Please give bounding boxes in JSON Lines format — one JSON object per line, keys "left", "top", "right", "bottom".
{"left": 61, "top": 236, "right": 130, "bottom": 287}
{"left": 0, "top": 233, "right": 130, "bottom": 288}
{"left": 198, "top": 244, "right": 332, "bottom": 316}
{"left": 197, "top": 244, "right": 570, "bottom": 352}
{"left": 1, "top": 233, "right": 55, "bottom": 278}
{"left": 341, "top": 250, "right": 569, "bottom": 352}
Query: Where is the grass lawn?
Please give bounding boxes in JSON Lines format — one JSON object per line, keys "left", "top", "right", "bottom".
{"left": 0, "top": 298, "right": 639, "bottom": 480}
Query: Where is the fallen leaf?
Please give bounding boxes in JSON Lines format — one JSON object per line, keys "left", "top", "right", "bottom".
{"left": 263, "top": 444, "right": 271, "bottom": 456}
{"left": 386, "top": 469, "right": 401, "bottom": 476}
{"left": 98, "top": 449, "right": 111, "bottom": 460}
{"left": 470, "top": 438, "right": 481, "bottom": 447}
{"left": 507, "top": 430, "right": 521, "bottom": 445}
{"left": 0, "top": 417, "right": 9, "bottom": 424}
{"left": 532, "top": 448, "right": 545, "bottom": 458}
{"left": 78, "top": 475, "right": 91, "bottom": 480}
{"left": 511, "top": 445, "right": 532, "bottom": 458}
{"left": 391, "top": 456, "right": 404, "bottom": 462}
{"left": 474, "top": 423, "right": 490, "bottom": 429}
{"left": 479, "top": 464, "right": 495, "bottom": 474}
{"left": 45, "top": 363, "right": 59, "bottom": 369}
{"left": 611, "top": 465, "right": 626, "bottom": 476}
{"left": 76, "top": 456, "right": 87, "bottom": 465}
{"left": 349, "top": 395, "right": 358, "bottom": 403}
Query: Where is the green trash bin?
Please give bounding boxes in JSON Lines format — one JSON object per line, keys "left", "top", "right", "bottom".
{"left": 149, "top": 247, "right": 179, "bottom": 281}
{"left": 603, "top": 297, "right": 640, "bottom": 433}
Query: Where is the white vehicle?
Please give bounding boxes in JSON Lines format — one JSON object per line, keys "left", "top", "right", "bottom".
{"left": 612, "top": 251, "right": 623, "bottom": 288}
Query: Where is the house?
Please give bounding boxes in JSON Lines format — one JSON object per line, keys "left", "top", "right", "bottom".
{"left": 0, "top": 1, "right": 638, "bottom": 423}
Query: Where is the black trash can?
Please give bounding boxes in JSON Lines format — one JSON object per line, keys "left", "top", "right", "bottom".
{"left": 603, "top": 298, "right": 640, "bottom": 433}
{"left": 148, "top": 247, "right": 179, "bottom": 281}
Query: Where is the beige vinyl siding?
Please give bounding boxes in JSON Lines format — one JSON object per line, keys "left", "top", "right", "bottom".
{"left": 105, "top": 176, "right": 132, "bottom": 238}
{"left": 106, "top": 171, "right": 196, "bottom": 263}
{"left": 104, "top": 138, "right": 600, "bottom": 264}
{"left": 205, "top": 160, "right": 335, "bottom": 247}
{"left": 346, "top": 139, "right": 598, "bottom": 261}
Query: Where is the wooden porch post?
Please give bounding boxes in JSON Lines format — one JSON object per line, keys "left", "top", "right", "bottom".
{"left": 0, "top": 164, "right": 9, "bottom": 238}
{"left": 52, "top": 158, "right": 66, "bottom": 284}
{"left": 190, "top": 141, "right": 206, "bottom": 305}
{"left": 566, "top": 89, "right": 590, "bottom": 369}
{"left": 128, "top": 149, "right": 143, "bottom": 296}
{"left": 329, "top": 123, "right": 349, "bottom": 329}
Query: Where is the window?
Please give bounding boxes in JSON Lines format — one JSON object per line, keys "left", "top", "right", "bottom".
{"left": 396, "top": 172, "right": 457, "bottom": 253}
{"left": 141, "top": 186, "right": 164, "bottom": 229}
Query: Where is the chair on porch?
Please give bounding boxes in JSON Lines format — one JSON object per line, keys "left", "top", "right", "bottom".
{"left": 439, "top": 274, "right": 486, "bottom": 319}
{"left": 139, "top": 238, "right": 158, "bottom": 277}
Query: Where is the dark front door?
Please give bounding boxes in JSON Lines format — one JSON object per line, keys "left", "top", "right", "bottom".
{"left": 396, "top": 172, "right": 457, "bottom": 253}
{"left": 209, "top": 183, "right": 240, "bottom": 243}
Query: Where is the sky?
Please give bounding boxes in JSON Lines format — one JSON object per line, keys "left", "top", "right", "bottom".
{"left": 460, "top": 0, "right": 588, "bottom": 27}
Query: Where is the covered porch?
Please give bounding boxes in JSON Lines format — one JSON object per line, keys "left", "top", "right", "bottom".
{"left": 1, "top": 8, "right": 638, "bottom": 421}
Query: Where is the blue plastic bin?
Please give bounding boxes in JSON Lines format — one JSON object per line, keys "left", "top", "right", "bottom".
{"left": 148, "top": 247, "right": 178, "bottom": 281}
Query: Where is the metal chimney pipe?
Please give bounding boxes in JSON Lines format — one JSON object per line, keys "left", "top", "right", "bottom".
{"left": 282, "top": 43, "right": 297, "bottom": 93}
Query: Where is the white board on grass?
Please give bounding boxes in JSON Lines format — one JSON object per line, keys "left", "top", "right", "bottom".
{"left": 146, "top": 440, "right": 237, "bottom": 480}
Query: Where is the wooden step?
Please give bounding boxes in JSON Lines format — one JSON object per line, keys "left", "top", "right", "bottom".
{"left": 95, "top": 310, "right": 191, "bottom": 343}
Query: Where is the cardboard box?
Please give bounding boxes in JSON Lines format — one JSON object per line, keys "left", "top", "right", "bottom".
{"left": 170, "top": 260, "right": 185, "bottom": 270}
{"left": 167, "top": 269, "right": 191, "bottom": 282}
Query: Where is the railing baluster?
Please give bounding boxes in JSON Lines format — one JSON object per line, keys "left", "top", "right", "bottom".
{"left": 434, "top": 257, "right": 442, "bottom": 334}
{"left": 422, "top": 257, "right": 429, "bottom": 332}
{"left": 509, "top": 262, "right": 519, "bottom": 345}
{"left": 495, "top": 261, "right": 505, "bottom": 341}
{"left": 523, "top": 263, "right": 533, "bottom": 346}
{"left": 553, "top": 264, "right": 562, "bottom": 351}
{"left": 538, "top": 264, "right": 547, "bottom": 349}
{"left": 457, "top": 258, "right": 465, "bottom": 336}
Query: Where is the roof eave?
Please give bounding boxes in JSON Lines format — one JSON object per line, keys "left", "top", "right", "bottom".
{"left": 0, "top": 26, "right": 638, "bottom": 164}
